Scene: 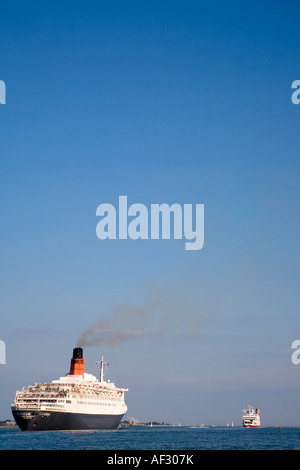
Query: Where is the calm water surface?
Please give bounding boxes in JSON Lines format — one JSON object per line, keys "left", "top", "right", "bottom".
{"left": 1, "top": 426, "right": 300, "bottom": 450}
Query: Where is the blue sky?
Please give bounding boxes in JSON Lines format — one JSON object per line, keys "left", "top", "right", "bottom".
{"left": 1, "top": 0, "right": 300, "bottom": 426}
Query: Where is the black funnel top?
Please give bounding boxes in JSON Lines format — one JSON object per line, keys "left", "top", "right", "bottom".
{"left": 73, "top": 347, "right": 83, "bottom": 359}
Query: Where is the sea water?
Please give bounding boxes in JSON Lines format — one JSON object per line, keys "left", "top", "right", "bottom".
{"left": 0, "top": 426, "right": 300, "bottom": 450}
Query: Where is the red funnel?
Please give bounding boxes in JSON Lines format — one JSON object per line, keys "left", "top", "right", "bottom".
{"left": 69, "top": 347, "right": 85, "bottom": 377}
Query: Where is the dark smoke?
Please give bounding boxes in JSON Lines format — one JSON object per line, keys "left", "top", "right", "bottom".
{"left": 77, "top": 277, "right": 215, "bottom": 348}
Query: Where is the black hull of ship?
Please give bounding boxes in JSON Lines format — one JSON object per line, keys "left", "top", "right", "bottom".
{"left": 12, "top": 409, "right": 124, "bottom": 431}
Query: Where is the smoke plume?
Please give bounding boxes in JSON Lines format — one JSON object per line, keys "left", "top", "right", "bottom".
{"left": 77, "top": 277, "right": 215, "bottom": 348}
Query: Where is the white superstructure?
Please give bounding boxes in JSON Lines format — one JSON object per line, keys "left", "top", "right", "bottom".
{"left": 242, "top": 405, "right": 260, "bottom": 428}
{"left": 13, "top": 368, "right": 127, "bottom": 416}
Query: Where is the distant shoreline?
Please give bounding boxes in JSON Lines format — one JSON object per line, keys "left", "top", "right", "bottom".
{"left": 119, "top": 422, "right": 205, "bottom": 428}
{"left": 0, "top": 420, "right": 16, "bottom": 428}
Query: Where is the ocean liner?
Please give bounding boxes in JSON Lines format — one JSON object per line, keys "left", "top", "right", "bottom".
{"left": 11, "top": 348, "right": 128, "bottom": 431}
{"left": 242, "top": 406, "right": 260, "bottom": 428}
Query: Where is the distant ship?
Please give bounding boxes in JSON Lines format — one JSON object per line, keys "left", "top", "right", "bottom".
{"left": 11, "top": 347, "right": 128, "bottom": 431}
{"left": 242, "top": 406, "right": 260, "bottom": 428}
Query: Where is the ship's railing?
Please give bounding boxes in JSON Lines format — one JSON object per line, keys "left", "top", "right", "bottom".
{"left": 14, "top": 402, "right": 66, "bottom": 410}
{"left": 14, "top": 403, "right": 40, "bottom": 410}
